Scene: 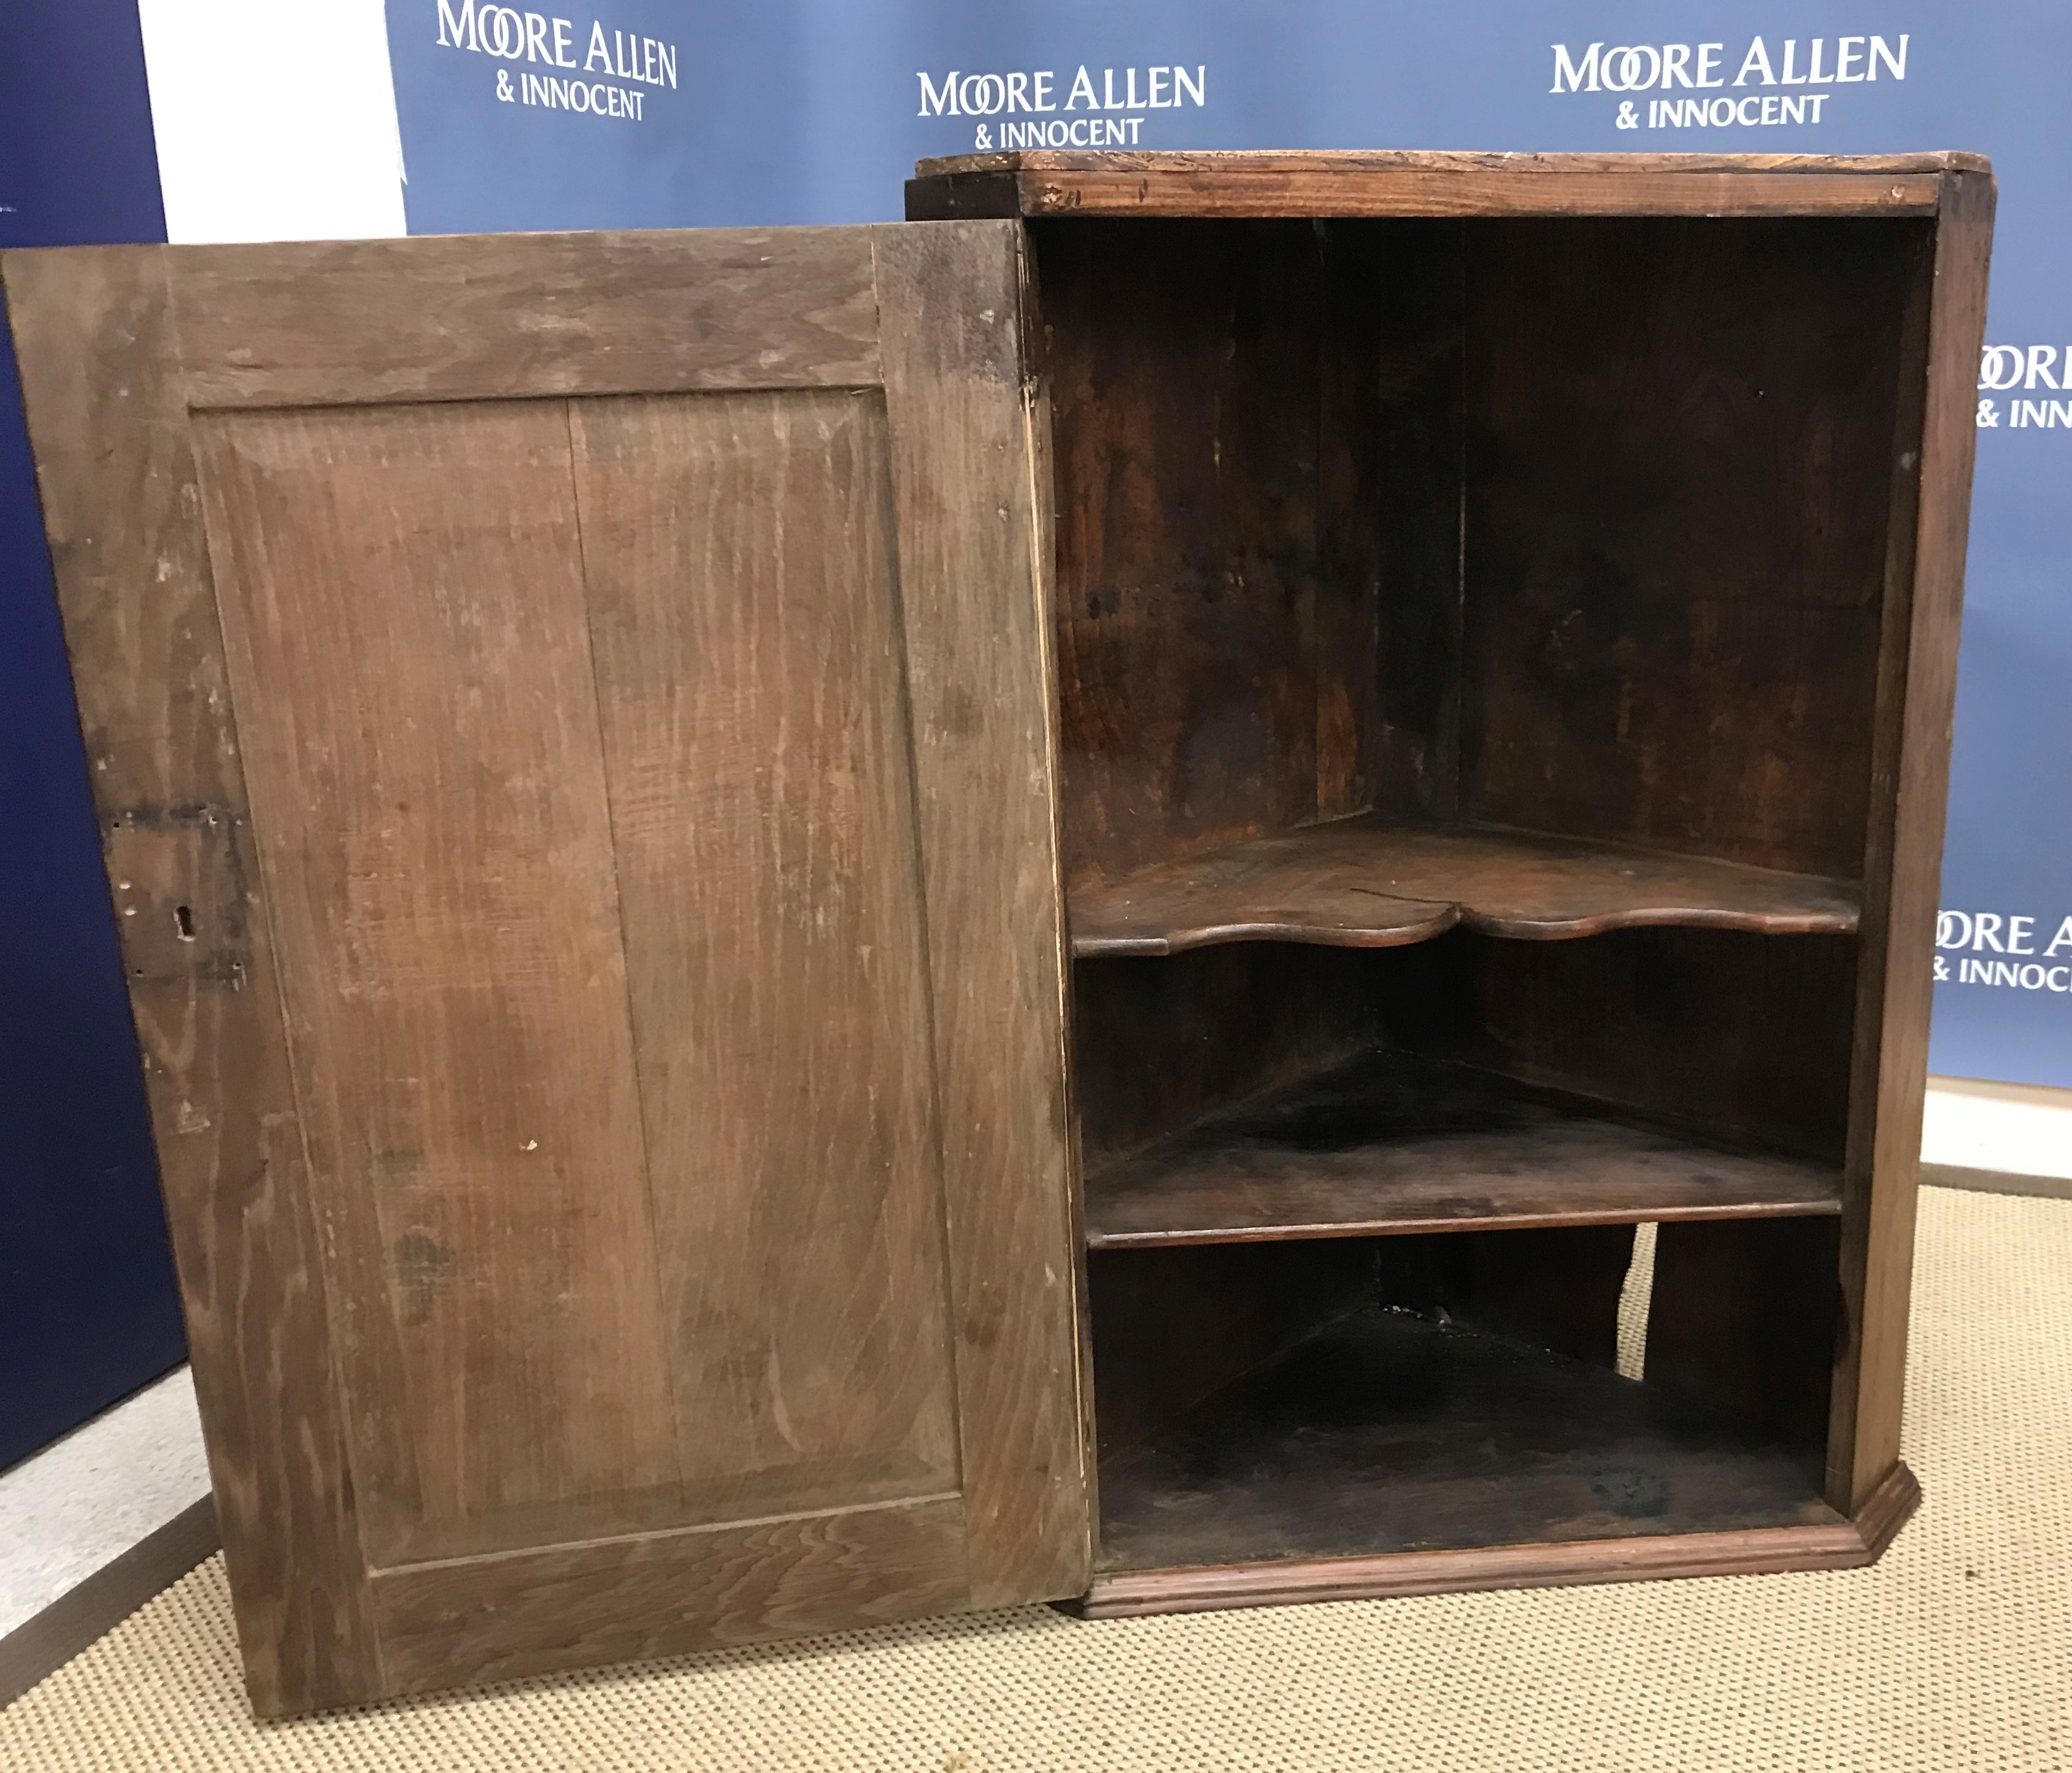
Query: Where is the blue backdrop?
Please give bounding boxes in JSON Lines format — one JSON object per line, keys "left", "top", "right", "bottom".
{"left": 0, "top": 0, "right": 187, "bottom": 1467}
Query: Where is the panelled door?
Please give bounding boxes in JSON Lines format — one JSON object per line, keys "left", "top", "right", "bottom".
{"left": 5, "top": 222, "right": 1088, "bottom": 1714}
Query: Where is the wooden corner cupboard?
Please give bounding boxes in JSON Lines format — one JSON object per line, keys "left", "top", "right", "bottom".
{"left": 3, "top": 150, "right": 1992, "bottom": 1715}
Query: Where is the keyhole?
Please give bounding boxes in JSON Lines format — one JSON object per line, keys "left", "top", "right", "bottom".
{"left": 173, "top": 904, "right": 196, "bottom": 942}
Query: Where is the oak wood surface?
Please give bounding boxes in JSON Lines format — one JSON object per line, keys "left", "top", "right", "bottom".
{"left": 874, "top": 222, "right": 1092, "bottom": 1607}
{"left": 1086, "top": 1241, "right": 1376, "bottom": 1464}
{"left": 6, "top": 219, "right": 1091, "bottom": 1711}
{"left": 196, "top": 399, "right": 680, "bottom": 1567}
{"left": 909, "top": 168, "right": 1943, "bottom": 223}
{"left": 1093, "top": 1303, "right": 1835, "bottom": 1575}
{"left": 370, "top": 1494, "right": 969, "bottom": 1694}
{"left": 1069, "top": 816, "right": 1860, "bottom": 956}
{"left": 569, "top": 388, "right": 960, "bottom": 1529}
{"left": 1647, "top": 1216, "right": 1842, "bottom": 1458}
{"left": 1071, "top": 945, "right": 1385, "bottom": 1163}
{"left": 920, "top": 151, "right": 1989, "bottom": 177}
{"left": 1830, "top": 167, "right": 1994, "bottom": 1512}
{"left": 169, "top": 229, "right": 882, "bottom": 409}
{"left": 1423, "top": 928, "right": 1858, "bottom": 1163}
{"left": 1083, "top": 1048, "right": 1841, "bottom": 1248}
{"left": 1074, "top": 1460, "right": 1919, "bottom": 1616}
{"left": 1461, "top": 217, "right": 1923, "bottom": 876}
{"left": 2, "top": 247, "right": 380, "bottom": 1715}
{"left": 1038, "top": 219, "right": 1324, "bottom": 881}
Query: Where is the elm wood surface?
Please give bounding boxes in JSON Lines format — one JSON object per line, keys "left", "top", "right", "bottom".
{"left": 1411, "top": 929, "right": 1858, "bottom": 1164}
{"left": 1069, "top": 945, "right": 1388, "bottom": 1166}
{"left": 1036, "top": 219, "right": 1327, "bottom": 881}
{"left": 1085, "top": 1241, "right": 1377, "bottom": 1464}
{"left": 1647, "top": 1216, "right": 1843, "bottom": 1458}
{"left": 1, "top": 247, "right": 383, "bottom": 1713}
{"left": 1460, "top": 218, "right": 1924, "bottom": 877}
{"left": 3, "top": 221, "right": 1090, "bottom": 1713}
{"left": 1093, "top": 1304, "right": 1833, "bottom": 1577}
{"left": 907, "top": 152, "right": 1958, "bottom": 224}
{"left": 1068, "top": 816, "right": 1861, "bottom": 956}
{"left": 1831, "top": 166, "right": 1995, "bottom": 1513}
{"left": 1074, "top": 1460, "right": 1920, "bottom": 1616}
{"left": 1082, "top": 1048, "right": 1842, "bottom": 1249}
{"left": 873, "top": 223, "right": 1089, "bottom": 1605}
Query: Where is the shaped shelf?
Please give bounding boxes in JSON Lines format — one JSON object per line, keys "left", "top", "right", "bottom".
{"left": 1082, "top": 1049, "right": 1841, "bottom": 1250}
{"left": 1068, "top": 815, "right": 1861, "bottom": 958}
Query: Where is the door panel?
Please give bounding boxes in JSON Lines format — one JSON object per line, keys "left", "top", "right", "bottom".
{"left": 195, "top": 399, "right": 679, "bottom": 1566}
{"left": 572, "top": 388, "right": 960, "bottom": 1512}
{"left": 4, "top": 221, "right": 1087, "bottom": 1713}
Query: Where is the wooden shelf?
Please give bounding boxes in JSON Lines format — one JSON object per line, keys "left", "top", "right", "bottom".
{"left": 1083, "top": 1050, "right": 1841, "bottom": 1249}
{"left": 1068, "top": 816, "right": 1860, "bottom": 957}
{"left": 1095, "top": 1304, "right": 1836, "bottom": 1576}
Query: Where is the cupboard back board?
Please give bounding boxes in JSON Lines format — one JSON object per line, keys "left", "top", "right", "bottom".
{"left": 3, "top": 221, "right": 1088, "bottom": 1713}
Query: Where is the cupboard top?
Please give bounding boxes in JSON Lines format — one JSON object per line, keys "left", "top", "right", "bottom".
{"left": 907, "top": 150, "right": 1991, "bottom": 221}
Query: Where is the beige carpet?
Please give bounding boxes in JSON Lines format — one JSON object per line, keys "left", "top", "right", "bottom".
{"left": 5, "top": 1185, "right": 2069, "bottom": 1772}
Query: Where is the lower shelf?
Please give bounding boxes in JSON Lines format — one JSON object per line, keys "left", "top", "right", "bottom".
{"left": 1094, "top": 1304, "right": 1836, "bottom": 1579}
{"left": 1077, "top": 1462, "right": 1918, "bottom": 1616}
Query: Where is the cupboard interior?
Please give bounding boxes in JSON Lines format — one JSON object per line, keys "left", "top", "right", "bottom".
{"left": 1034, "top": 212, "right": 1923, "bottom": 1569}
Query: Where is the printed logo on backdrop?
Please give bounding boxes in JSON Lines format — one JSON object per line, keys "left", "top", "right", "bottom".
{"left": 917, "top": 65, "right": 1207, "bottom": 153}
{"left": 1936, "top": 910, "right": 2072, "bottom": 994}
{"left": 436, "top": 1, "right": 676, "bottom": 125}
{"left": 1549, "top": 34, "right": 1909, "bottom": 135}
{"left": 1978, "top": 347, "right": 2072, "bottom": 431}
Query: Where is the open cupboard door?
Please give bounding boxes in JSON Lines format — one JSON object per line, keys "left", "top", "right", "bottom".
{"left": 3, "top": 222, "right": 1088, "bottom": 1713}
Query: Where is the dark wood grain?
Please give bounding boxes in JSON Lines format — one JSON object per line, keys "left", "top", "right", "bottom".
{"left": 1423, "top": 928, "right": 1858, "bottom": 1161}
{"left": 1330, "top": 220, "right": 1466, "bottom": 819}
{"left": 10, "top": 220, "right": 1093, "bottom": 1710}
{"left": 1071, "top": 945, "right": 1385, "bottom": 1163}
{"left": 1461, "top": 217, "right": 1924, "bottom": 876}
{"left": 1647, "top": 1216, "right": 1840, "bottom": 1464}
{"left": 168, "top": 229, "right": 880, "bottom": 408}
{"left": 570, "top": 389, "right": 960, "bottom": 1528}
{"left": 1073, "top": 1458, "right": 1919, "bottom": 1617}
{"left": 1037, "top": 218, "right": 1324, "bottom": 880}
{"left": 1069, "top": 816, "right": 1860, "bottom": 955}
{"left": 370, "top": 1495, "right": 969, "bottom": 1694}
{"left": 2, "top": 246, "right": 380, "bottom": 1717}
{"left": 1094, "top": 1304, "right": 1835, "bottom": 1576}
{"left": 1086, "top": 1241, "right": 1376, "bottom": 1464}
{"left": 911, "top": 166, "right": 1942, "bottom": 224}
{"left": 1084, "top": 1048, "right": 1841, "bottom": 1248}
{"left": 873, "top": 220, "right": 1092, "bottom": 1607}
{"left": 193, "top": 399, "right": 682, "bottom": 1566}
{"left": 1830, "top": 168, "right": 1994, "bottom": 1513}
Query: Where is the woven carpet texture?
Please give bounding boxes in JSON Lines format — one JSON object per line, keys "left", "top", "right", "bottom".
{"left": 3, "top": 1185, "right": 2067, "bottom": 1772}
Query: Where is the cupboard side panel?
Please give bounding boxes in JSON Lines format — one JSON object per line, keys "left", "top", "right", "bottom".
{"left": 1035, "top": 218, "right": 1323, "bottom": 882}
{"left": 1833, "top": 174, "right": 1993, "bottom": 1511}
{"left": 194, "top": 400, "right": 681, "bottom": 1569}
{"left": 569, "top": 389, "right": 960, "bottom": 1519}
{"left": 4, "top": 247, "right": 380, "bottom": 1715}
{"left": 874, "top": 220, "right": 1092, "bottom": 1605}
